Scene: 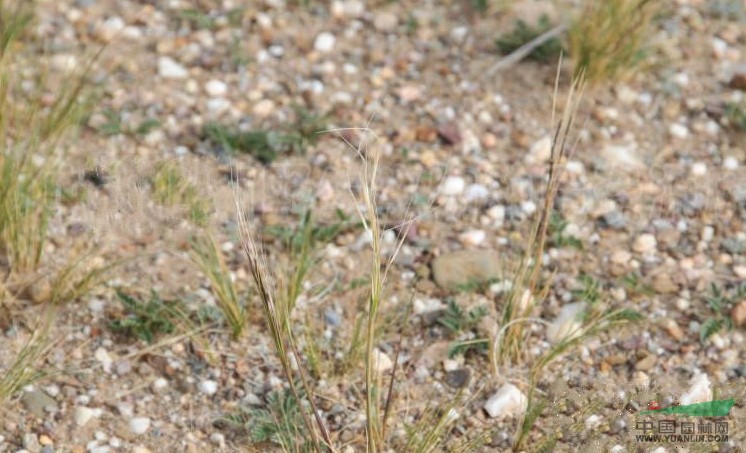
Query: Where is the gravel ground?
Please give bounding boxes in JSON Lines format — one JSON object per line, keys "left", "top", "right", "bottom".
{"left": 1, "top": 0, "right": 746, "bottom": 452}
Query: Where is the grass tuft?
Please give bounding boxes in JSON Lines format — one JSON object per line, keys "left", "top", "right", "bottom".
{"left": 189, "top": 232, "right": 246, "bottom": 339}
{"left": 568, "top": 0, "right": 658, "bottom": 84}
{"left": 151, "top": 162, "right": 211, "bottom": 227}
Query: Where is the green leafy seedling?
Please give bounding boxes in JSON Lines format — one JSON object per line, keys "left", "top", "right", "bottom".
{"left": 109, "top": 290, "right": 180, "bottom": 344}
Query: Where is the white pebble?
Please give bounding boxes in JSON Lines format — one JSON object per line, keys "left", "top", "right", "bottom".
{"left": 525, "top": 135, "right": 552, "bottom": 165}
{"left": 680, "top": 373, "right": 712, "bottom": 405}
{"left": 669, "top": 123, "right": 689, "bottom": 139}
{"left": 701, "top": 226, "right": 714, "bottom": 242}
{"left": 441, "top": 176, "right": 465, "bottom": 196}
{"left": 413, "top": 298, "right": 446, "bottom": 315}
{"left": 484, "top": 384, "right": 527, "bottom": 419}
{"left": 129, "top": 417, "right": 151, "bottom": 435}
{"left": 585, "top": 414, "right": 602, "bottom": 430}
{"left": 198, "top": 380, "right": 218, "bottom": 396}
{"left": 157, "top": 57, "right": 188, "bottom": 79}
{"left": 712, "top": 37, "right": 728, "bottom": 59}
{"left": 723, "top": 156, "right": 738, "bottom": 170}
{"left": 632, "top": 234, "right": 657, "bottom": 254}
{"left": 314, "top": 32, "right": 336, "bottom": 53}
{"left": 547, "top": 302, "right": 585, "bottom": 343}
{"left": 210, "top": 433, "right": 226, "bottom": 447}
{"left": 458, "top": 229, "right": 486, "bottom": 246}
{"left": 733, "top": 265, "right": 746, "bottom": 279}
{"left": 373, "top": 349, "right": 393, "bottom": 372}
{"left": 74, "top": 406, "right": 97, "bottom": 427}
{"left": 463, "top": 184, "right": 489, "bottom": 203}
{"left": 152, "top": 378, "right": 168, "bottom": 392}
{"left": 252, "top": 99, "right": 275, "bottom": 118}
{"left": 691, "top": 162, "right": 707, "bottom": 176}
{"left": 521, "top": 200, "right": 537, "bottom": 215}
{"left": 94, "top": 347, "right": 113, "bottom": 373}
{"left": 204, "top": 80, "right": 227, "bottom": 97}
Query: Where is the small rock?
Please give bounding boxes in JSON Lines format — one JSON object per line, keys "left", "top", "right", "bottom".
{"left": 23, "top": 433, "right": 41, "bottom": 453}
{"left": 458, "top": 230, "right": 486, "bottom": 247}
{"left": 734, "top": 265, "right": 746, "bottom": 279}
{"left": 396, "top": 85, "right": 421, "bottom": 103}
{"left": 157, "top": 57, "right": 188, "bottom": 79}
{"left": 632, "top": 234, "right": 657, "bottom": 254}
{"left": 585, "top": 414, "right": 602, "bottom": 430}
{"left": 314, "top": 32, "right": 336, "bottom": 53}
{"left": 691, "top": 162, "right": 707, "bottom": 176}
{"left": 413, "top": 298, "right": 446, "bottom": 315}
{"left": 95, "top": 347, "right": 113, "bottom": 373}
{"left": 484, "top": 384, "right": 527, "bottom": 419}
{"left": 22, "top": 389, "right": 59, "bottom": 418}
{"left": 331, "top": 0, "right": 365, "bottom": 19}
{"left": 732, "top": 301, "right": 746, "bottom": 328}
{"left": 547, "top": 302, "right": 586, "bottom": 343}
{"left": 521, "top": 200, "right": 537, "bottom": 215}
{"left": 437, "top": 122, "right": 461, "bottom": 145}
{"left": 129, "top": 417, "right": 151, "bottom": 435}
{"left": 680, "top": 373, "right": 712, "bottom": 406}
{"left": 210, "top": 433, "right": 226, "bottom": 447}
{"left": 114, "top": 360, "right": 132, "bottom": 376}
{"left": 74, "top": 406, "right": 98, "bottom": 427}
{"left": 373, "top": 349, "right": 393, "bottom": 373}
{"left": 152, "top": 378, "right": 168, "bottom": 393}
{"left": 27, "top": 277, "right": 52, "bottom": 304}
{"left": 669, "top": 123, "right": 689, "bottom": 139}
{"left": 723, "top": 156, "right": 739, "bottom": 170}
{"left": 324, "top": 308, "right": 342, "bottom": 327}
{"left": 445, "top": 369, "right": 471, "bottom": 388}
{"left": 441, "top": 176, "right": 465, "bottom": 196}
{"left": 463, "top": 184, "right": 489, "bottom": 203}
{"left": 600, "top": 145, "right": 644, "bottom": 171}
{"left": 204, "top": 80, "right": 227, "bottom": 97}
{"left": 373, "top": 11, "right": 398, "bottom": 32}
{"left": 252, "top": 99, "right": 275, "bottom": 118}
{"left": 651, "top": 272, "right": 678, "bottom": 294}
{"left": 660, "top": 319, "right": 684, "bottom": 341}
{"left": 198, "top": 380, "right": 218, "bottom": 396}
{"left": 525, "top": 135, "right": 552, "bottom": 165}
{"left": 635, "top": 354, "right": 656, "bottom": 371}
{"left": 729, "top": 68, "right": 746, "bottom": 90}
{"left": 431, "top": 250, "right": 501, "bottom": 290}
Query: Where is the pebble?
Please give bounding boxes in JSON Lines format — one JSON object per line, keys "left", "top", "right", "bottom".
{"left": 632, "top": 234, "right": 657, "bottom": 254}
{"left": 210, "top": 433, "right": 226, "bottom": 447}
{"left": 204, "top": 80, "right": 227, "bottom": 97}
{"left": 441, "top": 176, "right": 465, "bottom": 196}
{"left": 74, "top": 406, "right": 100, "bottom": 427}
{"left": 458, "top": 229, "right": 486, "bottom": 246}
{"left": 95, "top": 347, "right": 113, "bottom": 373}
{"left": 22, "top": 389, "right": 59, "bottom": 418}
{"left": 732, "top": 301, "right": 746, "bottom": 327}
{"left": 373, "top": 349, "right": 393, "bottom": 372}
{"left": 734, "top": 265, "right": 746, "bottom": 279}
{"left": 431, "top": 250, "right": 501, "bottom": 290}
{"left": 521, "top": 200, "right": 537, "bottom": 215}
{"left": 463, "top": 184, "right": 489, "bottom": 203}
{"left": 585, "top": 414, "right": 602, "bottom": 430}
{"left": 23, "top": 433, "right": 41, "bottom": 453}
{"left": 252, "top": 99, "right": 275, "bottom": 117}
{"left": 373, "top": 11, "right": 398, "bottom": 32}
{"left": 413, "top": 298, "right": 446, "bottom": 315}
{"left": 525, "top": 135, "right": 552, "bottom": 165}
{"left": 129, "top": 417, "right": 151, "bottom": 435}
{"left": 324, "top": 308, "right": 342, "bottom": 327}
{"left": 600, "top": 144, "right": 644, "bottom": 171}
{"left": 157, "top": 57, "right": 188, "bottom": 79}
{"left": 680, "top": 373, "right": 712, "bottom": 405}
{"left": 669, "top": 123, "right": 689, "bottom": 139}
{"left": 723, "top": 156, "right": 739, "bottom": 170}
{"left": 660, "top": 319, "right": 684, "bottom": 341}
{"left": 331, "top": 0, "right": 365, "bottom": 19}
{"left": 152, "top": 378, "right": 168, "bottom": 392}
{"left": 198, "top": 380, "right": 218, "bottom": 396}
{"left": 690, "top": 162, "right": 707, "bottom": 176}
{"left": 314, "top": 32, "right": 336, "bottom": 53}
{"left": 483, "top": 384, "right": 527, "bottom": 419}
{"left": 546, "top": 302, "right": 585, "bottom": 343}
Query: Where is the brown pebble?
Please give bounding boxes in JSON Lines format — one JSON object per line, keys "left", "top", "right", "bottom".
{"left": 731, "top": 300, "right": 746, "bottom": 327}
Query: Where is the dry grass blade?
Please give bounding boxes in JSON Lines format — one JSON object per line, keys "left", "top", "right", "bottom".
{"left": 234, "top": 189, "right": 334, "bottom": 452}
{"left": 0, "top": 305, "right": 56, "bottom": 405}
{"left": 189, "top": 233, "right": 245, "bottom": 339}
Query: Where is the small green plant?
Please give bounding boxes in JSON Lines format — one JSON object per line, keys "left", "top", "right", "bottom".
{"left": 438, "top": 299, "right": 487, "bottom": 334}
{"left": 221, "top": 388, "right": 312, "bottom": 450}
{"left": 96, "top": 108, "right": 160, "bottom": 138}
{"left": 151, "top": 162, "right": 211, "bottom": 226}
{"left": 548, "top": 212, "right": 583, "bottom": 249}
{"left": 109, "top": 290, "right": 181, "bottom": 344}
{"left": 496, "top": 14, "right": 564, "bottom": 63}
{"left": 724, "top": 102, "right": 746, "bottom": 132}
{"left": 620, "top": 271, "right": 655, "bottom": 299}
{"left": 177, "top": 8, "right": 216, "bottom": 30}
{"left": 700, "top": 282, "right": 746, "bottom": 343}
{"left": 203, "top": 107, "right": 326, "bottom": 164}
{"left": 568, "top": 0, "right": 658, "bottom": 83}
{"left": 189, "top": 233, "right": 245, "bottom": 339}
{"left": 571, "top": 274, "right": 602, "bottom": 305}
